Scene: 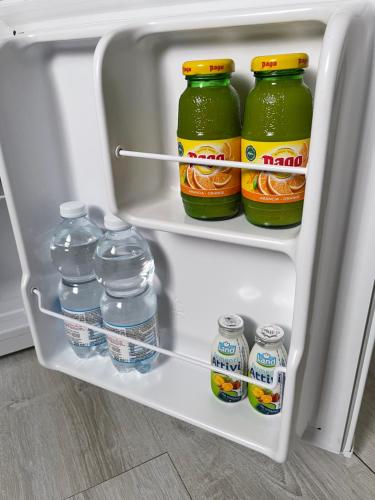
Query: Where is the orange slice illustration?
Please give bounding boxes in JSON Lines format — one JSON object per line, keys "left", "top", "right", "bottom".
{"left": 300, "top": 142, "right": 309, "bottom": 166}
{"left": 258, "top": 172, "right": 272, "bottom": 195}
{"left": 268, "top": 175, "right": 293, "bottom": 195}
{"left": 288, "top": 175, "right": 306, "bottom": 192}
{"left": 193, "top": 171, "right": 215, "bottom": 190}
{"left": 186, "top": 166, "right": 198, "bottom": 189}
{"left": 213, "top": 172, "right": 232, "bottom": 187}
{"left": 222, "top": 142, "right": 232, "bottom": 159}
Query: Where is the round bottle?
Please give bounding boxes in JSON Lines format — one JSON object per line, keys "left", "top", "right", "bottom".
{"left": 178, "top": 59, "right": 241, "bottom": 220}
{"left": 241, "top": 53, "right": 313, "bottom": 227}
{"left": 248, "top": 325, "right": 287, "bottom": 415}
{"left": 50, "top": 201, "right": 107, "bottom": 358}
{"left": 211, "top": 314, "right": 249, "bottom": 403}
{"left": 95, "top": 215, "right": 159, "bottom": 374}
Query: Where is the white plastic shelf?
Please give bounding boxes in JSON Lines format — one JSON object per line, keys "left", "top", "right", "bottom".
{"left": 114, "top": 148, "right": 303, "bottom": 257}
{"left": 46, "top": 345, "right": 282, "bottom": 457}
{"left": 120, "top": 197, "right": 300, "bottom": 257}
{"left": 32, "top": 285, "right": 285, "bottom": 458}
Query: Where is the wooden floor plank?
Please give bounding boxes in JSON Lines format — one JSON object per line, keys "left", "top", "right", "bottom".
{"left": 69, "top": 454, "right": 190, "bottom": 500}
{"left": 354, "top": 350, "right": 375, "bottom": 471}
{"left": 2, "top": 347, "right": 375, "bottom": 500}
{"left": 0, "top": 349, "right": 165, "bottom": 500}
{"left": 149, "top": 404, "right": 375, "bottom": 500}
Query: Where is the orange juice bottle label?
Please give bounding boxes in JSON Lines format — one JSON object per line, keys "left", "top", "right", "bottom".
{"left": 241, "top": 138, "right": 309, "bottom": 204}
{"left": 177, "top": 137, "right": 241, "bottom": 198}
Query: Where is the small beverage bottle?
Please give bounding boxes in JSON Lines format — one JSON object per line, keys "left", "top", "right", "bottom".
{"left": 211, "top": 314, "right": 249, "bottom": 403}
{"left": 95, "top": 215, "right": 159, "bottom": 373}
{"left": 178, "top": 59, "right": 241, "bottom": 220}
{"left": 242, "top": 53, "right": 312, "bottom": 227}
{"left": 248, "top": 325, "right": 287, "bottom": 415}
{"left": 50, "top": 201, "right": 107, "bottom": 358}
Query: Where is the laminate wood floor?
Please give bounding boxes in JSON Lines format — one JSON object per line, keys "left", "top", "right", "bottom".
{"left": 1, "top": 347, "right": 375, "bottom": 500}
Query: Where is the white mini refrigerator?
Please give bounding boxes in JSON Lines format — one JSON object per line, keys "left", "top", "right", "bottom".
{"left": 0, "top": 0, "right": 374, "bottom": 463}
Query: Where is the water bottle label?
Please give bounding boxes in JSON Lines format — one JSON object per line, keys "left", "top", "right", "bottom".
{"left": 61, "top": 306, "right": 105, "bottom": 347}
{"left": 103, "top": 315, "right": 158, "bottom": 365}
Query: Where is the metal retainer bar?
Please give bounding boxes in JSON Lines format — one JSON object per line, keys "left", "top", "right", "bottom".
{"left": 32, "top": 288, "right": 287, "bottom": 390}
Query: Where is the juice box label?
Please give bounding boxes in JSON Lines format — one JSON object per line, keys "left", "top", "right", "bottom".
{"left": 241, "top": 138, "right": 309, "bottom": 204}
{"left": 178, "top": 137, "right": 241, "bottom": 198}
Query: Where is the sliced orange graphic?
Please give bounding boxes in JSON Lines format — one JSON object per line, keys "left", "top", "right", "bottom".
{"left": 222, "top": 142, "right": 232, "bottom": 159}
{"left": 273, "top": 147, "right": 296, "bottom": 158}
{"left": 194, "top": 171, "right": 216, "bottom": 190}
{"left": 186, "top": 166, "right": 198, "bottom": 189}
{"left": 258, "top": 172, "right": 272, "bottom": 195}
{"left": 268, "top": 175, "right": 293, "bottom": 195}
{"left": 300, "top": 142, "right": 309, "bottom": 166}
{"left": 288, "top": 174, "right": 306, "bottom": 192}
{"left": 213, "top": 172, "right": 232, "bottom": 187}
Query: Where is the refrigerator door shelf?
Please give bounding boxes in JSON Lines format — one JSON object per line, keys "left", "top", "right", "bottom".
{"left": 112, "top": 148, "right": 307, "bottom": 255}
{"left": 31, "top": 286, "right": 287, "bottom": 460}
{"left": 32, "top": 287, "right": 287, "bottom": 391}
{"left": 95, "top": 14, "right": 326, "bottom": 256}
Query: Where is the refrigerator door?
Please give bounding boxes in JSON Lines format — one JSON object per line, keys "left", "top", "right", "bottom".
{"left": 296, "top": 52, "right": 375, "bottom": 453}
{"left": 0, "top": 0, "right": 374, "bottom": 462}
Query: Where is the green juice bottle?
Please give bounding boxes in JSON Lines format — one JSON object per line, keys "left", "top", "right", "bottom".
{"left": 177, "top": 59, "right": 241, "bottom": 220}
{"left": 241, "top": 53, "right": 313, "bottom": 227}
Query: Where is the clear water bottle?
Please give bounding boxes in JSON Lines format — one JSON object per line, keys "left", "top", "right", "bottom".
{"left": 50, "top": 201, "right": 107, "bottom": 358}
{"left": 95, "top": 214, "right": 159, "bottom": 373}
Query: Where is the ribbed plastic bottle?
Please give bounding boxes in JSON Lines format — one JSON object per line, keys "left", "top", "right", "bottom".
{"left": 95, "top": 215, "right": 159, "bottom": 373}
{"left": 50, "top": 201, "right": 107, "bottom": 358}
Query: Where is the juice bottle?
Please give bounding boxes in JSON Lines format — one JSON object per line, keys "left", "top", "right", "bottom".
{"left": 248, "top": 325, "right": 287, "bottom": 415}
{"left": 178, "top": 59, "right": 241, "bottom": 220}
{"left": 241, "top": 53, "right": 313, "bottom": 227}
{"left": 211, "top": 314, "right": 249, "bottom": 403}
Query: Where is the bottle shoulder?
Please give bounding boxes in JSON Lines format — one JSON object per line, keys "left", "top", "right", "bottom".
{"left": 242, "top": 81, "right": 313, "bottom": 140}
{"left": 178, "top": 85, "right": 241, "bottom": 139}
{"left": 52, "top": 218, "right": 102, "bottom": 246}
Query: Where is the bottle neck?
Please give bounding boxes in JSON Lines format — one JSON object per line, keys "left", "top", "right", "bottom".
{"left": 62, "top": 276, "right": 96, "bottom": 286}
{"left": 219, "top": 330, "right": 244, "bottom": 339}
{"left": 106, "top": 283, "right": 149, "bottom": 299}
{"left": 256, "top": 339, "right": 283, "bottom": 349}
{"left": 254, "top": 68, "right": 304, "bottom": 84}
{"left": 105, "top": 227, "right": 132, "bottom": 239}
{"left": 62, "top": 214, "right": 87, "bottom": 223}
{"left": 187, "top": 73, "right": 231, "bottom": 88}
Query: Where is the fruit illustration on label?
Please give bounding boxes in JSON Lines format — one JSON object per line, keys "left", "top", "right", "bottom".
{"left": 211, "top": 314, "right": 249, "bottom": 403}
{"left": 248, "top": 324, "right": 287, "bottom": 415}
{"left": 241, "top": 140, "right": 309, "bottom": 204}
{"left": 179, "top": 138, "right": 241, "bottom": 198}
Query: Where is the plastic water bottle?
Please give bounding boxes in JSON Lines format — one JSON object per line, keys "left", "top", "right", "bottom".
{"left": 95, "top": 214, "right": 159, "bottom": 373}
{"left": 50, "top": 201, "right": 107, "bottom": 358}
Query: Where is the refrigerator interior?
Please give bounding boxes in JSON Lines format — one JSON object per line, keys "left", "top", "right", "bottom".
{"left": 0, "top": 180, "right": 31, "bottom": 355}
{"left": 0, "top": 0, "right": 374, "bottom": 462}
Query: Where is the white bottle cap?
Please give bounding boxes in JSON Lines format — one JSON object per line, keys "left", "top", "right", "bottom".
{"left": 104, "top": 214, "right": 131, "bottom": 231}
{"left": 60, "top": 201, "right": 87, "bottom": 219}
{"left": 256, "top": 324, "right": 284, "bottom": 344}
{"left": 218, "top": 314, "right": 244, "bottom": 335}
